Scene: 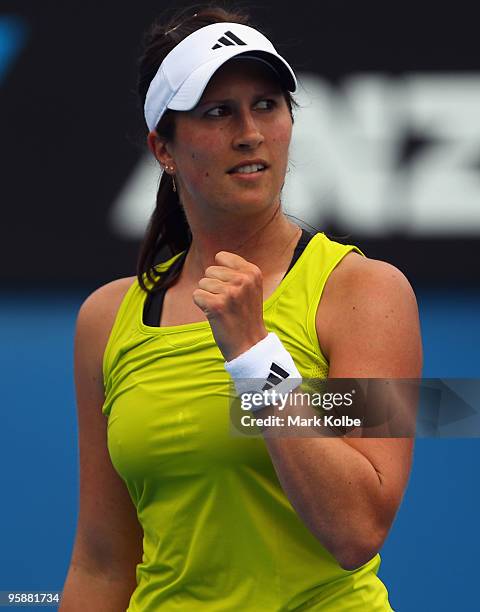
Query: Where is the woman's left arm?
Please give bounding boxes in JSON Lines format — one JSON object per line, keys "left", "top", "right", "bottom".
{"left": 262, "top": 254, "right": 422, "bottom": 570}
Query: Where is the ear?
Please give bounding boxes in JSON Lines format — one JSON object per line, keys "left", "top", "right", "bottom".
{"left": 147, "top": 131, "right": 175, "bottom": 168}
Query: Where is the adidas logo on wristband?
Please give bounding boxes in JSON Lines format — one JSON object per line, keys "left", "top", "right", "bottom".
{"left": 262, "top": 362, "right": 290, "bottom": 391}
{"left": 224, "top": 332, "right": 302, "bottom": 400}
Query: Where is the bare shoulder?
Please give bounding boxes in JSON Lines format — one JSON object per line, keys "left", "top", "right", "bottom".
{"left": 323, "top": 251, "right": 417, "bottom": 306}
{"left": 316, "top": 252, "right": 422, "bottom": 377}
{"left": 75, "top": 276, "right": 137, "bottom": 376}
{"left": 78, "top": 275, "right": 137, "bottom": 325}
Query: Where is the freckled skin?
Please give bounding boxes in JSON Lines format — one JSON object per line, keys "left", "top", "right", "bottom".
{"left": 162, "top": 60, "right": 292, "bottom": 223}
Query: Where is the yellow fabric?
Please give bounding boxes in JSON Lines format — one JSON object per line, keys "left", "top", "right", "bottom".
{"left": 102, "top": 233, "right": 393, "bottom": 611}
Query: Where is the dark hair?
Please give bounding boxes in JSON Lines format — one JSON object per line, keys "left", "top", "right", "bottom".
{"left": 136, "top": 5, "right": 296, "bottom": 294}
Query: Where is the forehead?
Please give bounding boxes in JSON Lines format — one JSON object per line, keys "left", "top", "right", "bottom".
{"left": 199, "top": 58, "right": 284, "bottom": 101}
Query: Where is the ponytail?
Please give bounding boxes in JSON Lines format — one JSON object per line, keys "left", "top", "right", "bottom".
{"left": 137, "top": 169, "right": 191, "bottom": 294}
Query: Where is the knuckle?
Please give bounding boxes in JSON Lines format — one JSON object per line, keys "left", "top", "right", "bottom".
{"left": 251, "top": 265, "right": 263, "bottom": 281}
{"left": 235, "top": 272, "right": 248, "bottom": 285}
{"left": 230, "top": 272, "right": 242, "bottom": 286}
{"left": 244, "top": 270, "right": 259, "bottom": 287}
{"left": 228, "top": 285, "right": 241, "bottom": 300}
{"left": 209, "top": 297, "right": 225, "bottom": 314}
{"left": 205, "top": 266, "right": 216, "bottom": 276}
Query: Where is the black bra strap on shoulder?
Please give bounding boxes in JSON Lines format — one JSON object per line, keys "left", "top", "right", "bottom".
{"left": 283, "top": 228, "right": 316, "bottom": 278}
{"left": 143, "top": 251, "right": 188, "bottom": 327}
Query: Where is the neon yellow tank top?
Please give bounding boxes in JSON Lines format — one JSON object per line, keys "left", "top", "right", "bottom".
{"left": 102, "top": 233, "right": 393, "bottom": 611}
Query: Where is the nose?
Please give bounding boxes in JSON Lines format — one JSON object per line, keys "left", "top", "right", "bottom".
{"left": 232, "top": 109, "right": 264, "bottom": 150}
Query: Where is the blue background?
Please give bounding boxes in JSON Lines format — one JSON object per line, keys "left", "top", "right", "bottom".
{"left": 0, "top": 288, "right": 479, "bottom": 611}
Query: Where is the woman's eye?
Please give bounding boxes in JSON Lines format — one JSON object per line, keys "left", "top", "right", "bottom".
{"left": 205, "top": 105, "right": 229, "bottom": 117}
{"left": 204, "top": 99, "right": 277, "bottom": 117}
{"left": 255, "top": 99, "right": 276, "bottom": 110}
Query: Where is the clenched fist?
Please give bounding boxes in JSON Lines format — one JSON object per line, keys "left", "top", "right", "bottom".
{"left": 192, "top": 251, "right": 268, "bottom": 362}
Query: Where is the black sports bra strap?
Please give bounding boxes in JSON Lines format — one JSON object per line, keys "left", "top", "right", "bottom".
{"left": 142, "top": 229, "right": 316, "bottom": 327}
{"left": 143, "top": 251, "right": 187, "bottom": 328}
{"left": 284, "top": 228, "right": 315, "bottom": 276}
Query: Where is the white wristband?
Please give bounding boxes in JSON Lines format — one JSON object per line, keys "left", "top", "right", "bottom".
{"left": 224, "top": 332, "right": 302, "bottom": 409}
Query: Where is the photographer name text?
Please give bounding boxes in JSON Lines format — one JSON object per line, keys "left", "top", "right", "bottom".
{"left": 240, "top": 414, "right": 361, "bottom": 428}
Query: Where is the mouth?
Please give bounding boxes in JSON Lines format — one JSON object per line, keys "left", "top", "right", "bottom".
{"left": 227, "top": 160, "right": 269, "bottom": 175}
{"left": 228, "top": 168, "right": 268, "bottom": 183}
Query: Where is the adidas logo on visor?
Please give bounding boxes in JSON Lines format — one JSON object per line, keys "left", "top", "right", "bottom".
{"left": 262, "top": 362, "right": 290, "bottom": 391}
{"left": 212, "top": 30, "right": 247, "bottom": 50}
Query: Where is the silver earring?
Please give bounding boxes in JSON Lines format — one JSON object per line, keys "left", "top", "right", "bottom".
{"left": 166, "top": 166, "right": 177, "bottom": 193}
{"left": 162, "top": 164, "right": 177, "bottom": 193}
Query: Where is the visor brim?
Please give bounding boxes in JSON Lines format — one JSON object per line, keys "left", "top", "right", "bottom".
{"left": 167, "top": 48, "right": 297, "bottom": 112}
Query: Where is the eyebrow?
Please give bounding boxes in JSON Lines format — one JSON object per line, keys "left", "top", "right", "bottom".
{"left": 196, "top": 91, "right": 284, "bottom": 109}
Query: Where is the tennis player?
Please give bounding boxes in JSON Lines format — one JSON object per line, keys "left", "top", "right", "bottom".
{"left": 61, "top": 6, "right": 422, "bottom": 611}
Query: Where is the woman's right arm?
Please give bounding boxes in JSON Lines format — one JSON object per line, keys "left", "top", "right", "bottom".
{"left": 60, "top": 278, "right": 144, "bottom": 611}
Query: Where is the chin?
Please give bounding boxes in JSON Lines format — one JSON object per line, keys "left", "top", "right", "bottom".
{"left": 227, "top": 194, "right": 277, "bottom": 215}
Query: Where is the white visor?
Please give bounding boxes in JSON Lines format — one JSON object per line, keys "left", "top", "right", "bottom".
{"left": 144, "top": 22, "right": 297, "bottom": 132}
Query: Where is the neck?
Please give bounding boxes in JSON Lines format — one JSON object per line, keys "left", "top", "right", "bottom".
{"left": 181, "top": 204, "right": 301, "bottom": 283}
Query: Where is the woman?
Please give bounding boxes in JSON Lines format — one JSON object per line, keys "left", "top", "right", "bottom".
{"left": 61, "top": 6, "right": 422, "bottom": 611}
